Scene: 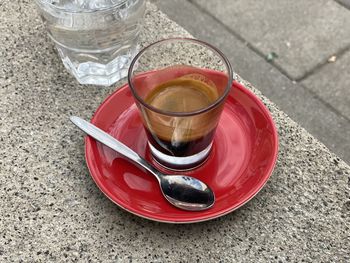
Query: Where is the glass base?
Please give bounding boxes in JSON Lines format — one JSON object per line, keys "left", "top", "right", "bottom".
{"left": 149, "top": 142, "right": 212, "bottom": 170}
{"left": 56, "top": 45, "right": 138, "bottom": 86}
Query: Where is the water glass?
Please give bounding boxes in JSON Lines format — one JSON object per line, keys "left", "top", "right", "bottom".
{"left": 35, "top": 0, "right": 146, "bottom": 86}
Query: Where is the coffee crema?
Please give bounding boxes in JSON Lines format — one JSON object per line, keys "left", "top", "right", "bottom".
{"left": 145, "top": 74, "right": 219, "bottom": 113}
{"left": 142, "top": 73, "right": 223, "bottom": 157}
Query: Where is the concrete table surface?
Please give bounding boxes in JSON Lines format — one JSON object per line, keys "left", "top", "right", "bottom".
{"left": 1, "top": 1, "right": 349, "bottom": 262}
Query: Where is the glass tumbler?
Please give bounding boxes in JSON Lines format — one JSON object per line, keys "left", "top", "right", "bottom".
{"left": 35, "top": 0, "right": 146, "bottom": 86}
{"left": 128, "top": 38, "right": 232, "bottom": 170}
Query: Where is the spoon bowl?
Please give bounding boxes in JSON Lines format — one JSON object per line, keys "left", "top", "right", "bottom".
{"left": 160, "top": 175, "right": 215, "bottom": 211}
{"left": 70, "top": 116, "right": 215, "bottom": 211}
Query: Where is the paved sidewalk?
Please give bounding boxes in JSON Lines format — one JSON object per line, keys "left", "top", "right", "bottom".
{"left": 157, "top": 0, "right": 350, "bottom": 164}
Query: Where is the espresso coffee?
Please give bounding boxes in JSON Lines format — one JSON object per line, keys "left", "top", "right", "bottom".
{"left": 143, "top": 73, "right": 221, "bottom": 157}
{"left": 145, "top": 74, "right": 219, "bottom": 113}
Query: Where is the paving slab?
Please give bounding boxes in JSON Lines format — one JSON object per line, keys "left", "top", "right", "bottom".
{"left": 157, "top": 0, "right": 350, "bottom": 164}
{"left": 302, "top": 51, "right": 350, "bottom": 118}
{"left": 1, "top": 1, "right": 350, "bottom": 262}
{"left": 193, "top": 0, "right": 350, "bottom": 80}
{"left": 337, "top": 0, "right": 350, "bottom": 9}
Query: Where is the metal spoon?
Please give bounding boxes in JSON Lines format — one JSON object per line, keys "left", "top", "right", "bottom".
{"left": 70, "top": 116, "right": 215, "bottom": 211}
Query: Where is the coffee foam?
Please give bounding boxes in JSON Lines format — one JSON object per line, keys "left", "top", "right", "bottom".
{"left": 143, "top": 73, "right": 223, "bottom": 142}
{"left": 145, "top": 74, "right": 218, "bottom": 112}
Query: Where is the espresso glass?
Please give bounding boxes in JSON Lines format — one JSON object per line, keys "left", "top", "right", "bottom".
{"left": 128, "top": 38, "right": 232, "bottom": 170}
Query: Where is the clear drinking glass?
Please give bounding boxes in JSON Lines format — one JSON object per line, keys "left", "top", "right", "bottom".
{"left": 35, "top": 0, "right": 146, "bottom": 86}
{"left": 128, "top": 38, "right": 232, "bottom": 170}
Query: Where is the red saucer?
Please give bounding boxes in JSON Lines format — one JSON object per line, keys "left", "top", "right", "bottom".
{"left": 85, "top": 79, "right": 278, "bottom": 223}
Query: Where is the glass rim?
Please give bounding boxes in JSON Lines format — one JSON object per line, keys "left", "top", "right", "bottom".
{"left": 127, "top": 38, "right": 233, "bottom": 117}
{"left": 35, "top": 0, "right": 130, "bottom": 13}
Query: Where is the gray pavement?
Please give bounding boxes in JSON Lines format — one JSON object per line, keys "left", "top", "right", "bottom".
{"left": 337, "top": 0, "right": 350, "bottom": 9}
{"left": 302, "top": 51, "right": 350, "bottom": 118}
{"left": 157, "top": 0, "right": 350, "bottom": 164}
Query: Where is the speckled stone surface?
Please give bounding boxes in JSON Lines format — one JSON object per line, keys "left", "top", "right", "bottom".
{"left": 0, "top": 1, "right": 349, "bottom": 262}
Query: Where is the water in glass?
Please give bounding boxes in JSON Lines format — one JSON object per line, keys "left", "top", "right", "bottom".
{"left": 36, "top": 0, "right": 146, "bottom": 85}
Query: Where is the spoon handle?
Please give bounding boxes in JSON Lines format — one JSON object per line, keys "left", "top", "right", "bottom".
{"left": 70, "top": 116, "right": 161, "bottom": 181}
